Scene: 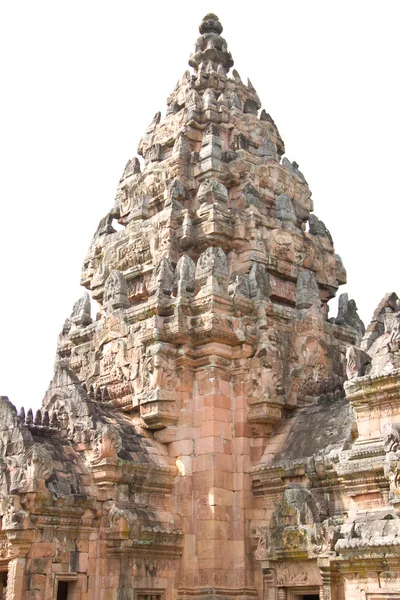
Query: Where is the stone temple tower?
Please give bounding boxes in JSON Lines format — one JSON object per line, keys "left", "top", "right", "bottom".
{"left": 6, "top": 13, "right": 400, "bottom": 600}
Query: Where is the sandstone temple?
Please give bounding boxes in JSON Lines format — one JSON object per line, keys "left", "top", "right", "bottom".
{"left": 2, "top": 13, "right": 400, "bottom": 600}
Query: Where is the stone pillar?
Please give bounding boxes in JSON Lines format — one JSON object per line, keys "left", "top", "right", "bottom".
{"left": 263, "top": 567, "right": 276, "bottom": 600}
{"left": 277, "top": 588, "right": 286, "bottom": 600}
{"left": 6, "top": 558, "right": 26, "bottom": 600}
{"left": 174, "top": 343, "right": 252, "bottom": 592}
{"left": 319, "top": 559, "right": 332, "bottom": 600}
{"left": 193, "top": 358, "right": 239, "bottom": 587}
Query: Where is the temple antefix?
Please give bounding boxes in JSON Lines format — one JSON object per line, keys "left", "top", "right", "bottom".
{"left": 1, "top": 13, "right": 400, "bottom": 600}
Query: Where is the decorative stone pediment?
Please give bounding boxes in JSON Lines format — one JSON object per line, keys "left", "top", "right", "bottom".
{"left": 265, "top": 484, "right": 338, "bottom": 560}
{"left": 106, "top": 502, "right": 184, "bottom": 558}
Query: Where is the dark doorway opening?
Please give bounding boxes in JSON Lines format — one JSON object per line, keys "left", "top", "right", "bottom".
{"left": 302, "top": 596, "right": 319, "bottom": 600}
{"left": 1, "top": 572, "right": 8, "bottom": 600}
{"left": 57, "top": 581, "right": 69, "bottom": 600}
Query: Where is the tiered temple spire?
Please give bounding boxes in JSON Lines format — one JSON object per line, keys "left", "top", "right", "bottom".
{"left": 1, "top": 14, "right": 398, "bottom": 600}
{"left": 189, "top": 13, "right": 234, "bottom": 74}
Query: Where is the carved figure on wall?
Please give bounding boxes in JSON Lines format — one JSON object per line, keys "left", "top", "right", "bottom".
{"left": 131, "top": 344, "right": 144, "bottom": 395}
{"left": 275, "top": 563, "right": 310, "bottom": 587}
{"left": 345, "top": 345, "right": 371, "bottom": 380}
{"left": 389, "top": 305, "right": 400, "bottom": 351}
{"left": 148, "top": 223, "right": 160, "bottom": 259}
{"left": 268, "top": 484, "right": 326, "bottom": 559}
{"left": 142, "top": 351, "right": 177, "bottom": 393}
{"left": 174, "top": 255, "right": 195, "bottom": 296}
{"left": 3, "top": 495, "right": 29, "bottom": 530}
{"left": 387, "top": 461, "right": 400, "bottom": 497}
{"left": 311, "top": 519, "right": 339, "bottom": 555}
{"left": 24, "top": 445, "right": 53, "bottom": 492}
{"left": 384, "top": 423, "right": 400, "bottom": 453}
{"left": 334, "top": 293, "right": 365, "bottom": 340}
{"left": 92, "top": 255, "right": 110, "bottom": 289}
{"left": 195, "top": 246, "right": 229, "bottom": 293}
{"left": 254, "top": 526, "right": 269, "bottom": 561}
{"left": 5, "top": 456, "right": 24, "bottom": 495}
{"left": 229, "top": 273, "right": 247, "bottom": 295}
{"left": 93, "top": 424, "right": 122, "bottom": 462}
{"left": 384, "top": 423, "right": 400, "bottom": 498}
{"left": 57, "top": 404, "right": 70, "bottom": 431}
{"left": 149, "top": 258, "right": 175, "bottom": 296}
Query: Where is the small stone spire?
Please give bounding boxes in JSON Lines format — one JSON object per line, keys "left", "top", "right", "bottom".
{"left": 189, "top": 13, "right": 234, "bottom": 75}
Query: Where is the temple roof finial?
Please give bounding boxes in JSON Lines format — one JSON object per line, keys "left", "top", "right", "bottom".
{"left": 199, "top": 13, "right": 223, "bottom": 35}
{"left": 189, "top": 13, "right": 234, "bottom": 75}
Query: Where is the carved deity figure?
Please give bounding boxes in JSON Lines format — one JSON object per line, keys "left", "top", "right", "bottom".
{"left": 23, "top": 445, "right": 53, "bottom": 492}
{"left": 254, "top": 526, "right": 269, "bottom": 561}
{"left": 389, "top": 306, "right": 400, "bottom": 350}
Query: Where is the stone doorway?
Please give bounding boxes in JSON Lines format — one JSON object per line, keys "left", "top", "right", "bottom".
{"left": 56, "top": 581, "right": 69, "bottom": 600}
{"left": 285, "top": 588, "right": 320, "bottom": 600}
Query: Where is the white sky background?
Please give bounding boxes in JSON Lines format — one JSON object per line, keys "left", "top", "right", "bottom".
{"left": 0, "top": 1, "right": 399, "bottom": 411}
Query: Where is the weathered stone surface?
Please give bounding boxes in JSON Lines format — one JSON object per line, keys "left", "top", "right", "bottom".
{"left": 346, "top": 345, "right": 371, "bottom": 379}
{"left": 296, "top": 269, "right": 321, "bottom": 309}
{"left": 334, "top": 292, "right": 365, "bottom": 341}
{"left": 103, "top": 269, "right": 130, "bottom": 310}
{"left": 1, "top": 12, "right": 397, "bottom": 600}
{"left": 361, "top": 291, "right": 399, "bottom": 351}
{"left": 276, "top": 193, "right": 297, "bottom": 229}
{"left": 309, "top": 213, "right": 333, "bottom": 244}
